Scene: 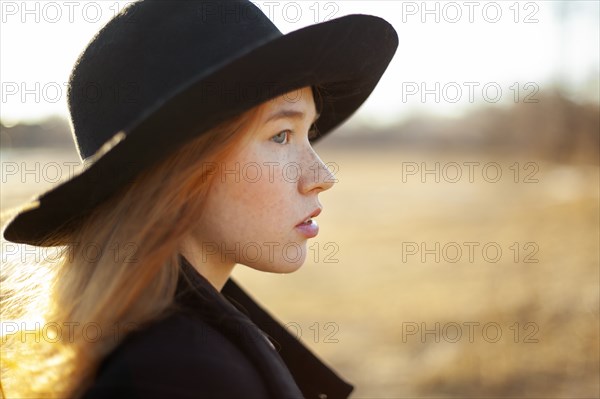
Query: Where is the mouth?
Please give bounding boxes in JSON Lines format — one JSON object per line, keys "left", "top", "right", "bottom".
{"left": 295, "top": 208, "right": 322, "bottom": 227}
{"left": 294, "top": 208, "right": 322, "bottom": 238}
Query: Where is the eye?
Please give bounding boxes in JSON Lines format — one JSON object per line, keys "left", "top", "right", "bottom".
{"left": 308, "top": 124, "right": 319, "bottom": 141}
{"left": 271, "top": 130, "right": 290, "bottom": 145}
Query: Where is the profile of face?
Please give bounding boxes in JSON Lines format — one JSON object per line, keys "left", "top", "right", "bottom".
{"left": 187, "top": 86, "right": 336, "bottom": 275}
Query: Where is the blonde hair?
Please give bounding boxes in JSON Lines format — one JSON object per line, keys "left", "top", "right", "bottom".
{"left": 0, "top": 104, "right": 265, "bottom": 398}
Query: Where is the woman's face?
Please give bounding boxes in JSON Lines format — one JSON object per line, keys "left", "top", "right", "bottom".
{"left": 191, "top": 86, "right": 335, "bottom": 273}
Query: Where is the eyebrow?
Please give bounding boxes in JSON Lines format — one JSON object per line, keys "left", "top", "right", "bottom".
{"left": 264, "top": 109, "right": 321, "bottom": 125}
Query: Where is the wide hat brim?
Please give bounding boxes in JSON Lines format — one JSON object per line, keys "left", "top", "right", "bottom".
{"left": 3, "top": 14, "right": 398, "bottom": 246}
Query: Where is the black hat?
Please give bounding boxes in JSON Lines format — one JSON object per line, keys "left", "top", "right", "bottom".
{"left": 2, "top": 0, "right": 398, "bottom": 246}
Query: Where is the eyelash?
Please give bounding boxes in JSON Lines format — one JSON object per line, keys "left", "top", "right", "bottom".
{"left": 270, "top": 125, "right": 319, "bottom": 145}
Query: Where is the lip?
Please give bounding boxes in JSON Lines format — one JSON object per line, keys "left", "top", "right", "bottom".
{"left": 295, "top": 208, "right": 322, "bottom": 227}
{"left": 294, "top": 208, "right": 322, "bottom": 238}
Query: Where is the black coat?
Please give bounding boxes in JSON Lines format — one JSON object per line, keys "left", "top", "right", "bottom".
{"left": 81, "top": 255, "right": 354, "bottom": 398}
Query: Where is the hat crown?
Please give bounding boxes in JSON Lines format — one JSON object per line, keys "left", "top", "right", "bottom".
{"left": 68, "top": 0, "right": 281, "bottom": 161}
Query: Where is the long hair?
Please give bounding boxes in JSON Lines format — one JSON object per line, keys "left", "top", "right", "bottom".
{"left": 0, "top": 103, "right": 266, "bottom": 398}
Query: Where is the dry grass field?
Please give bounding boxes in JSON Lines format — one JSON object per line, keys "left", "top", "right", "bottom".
{"left": 1, "top": 145, "right": 598, "bottom": 398}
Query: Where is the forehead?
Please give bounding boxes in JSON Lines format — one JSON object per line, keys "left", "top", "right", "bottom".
{"left": 261, "top": 87, "right": 316, "bottom": 117}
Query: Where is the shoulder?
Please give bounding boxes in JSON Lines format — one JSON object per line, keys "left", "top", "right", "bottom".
{"left": 81, "top": 312, "right": 270, "bottom": 399}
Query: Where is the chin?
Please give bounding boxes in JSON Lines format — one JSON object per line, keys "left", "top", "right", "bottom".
{"left": 242, "top": 250, "right": 307, "bottom": 274}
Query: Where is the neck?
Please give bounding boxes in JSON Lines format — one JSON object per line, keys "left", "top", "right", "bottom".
{"left": 179, "top": 238, "right": 236, "bottom": 292}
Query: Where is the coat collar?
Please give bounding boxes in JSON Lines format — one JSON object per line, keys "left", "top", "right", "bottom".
{"left": 176, "top": 254, "right": 354, "bottom": 399}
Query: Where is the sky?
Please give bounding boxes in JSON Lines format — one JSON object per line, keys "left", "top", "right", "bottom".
{"left": 1, "top": 0, "right": 598, "bottom": 127}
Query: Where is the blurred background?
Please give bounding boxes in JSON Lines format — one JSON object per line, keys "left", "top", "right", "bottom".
{"left": 1, "top": 1, "right": 598, "bottom": 397}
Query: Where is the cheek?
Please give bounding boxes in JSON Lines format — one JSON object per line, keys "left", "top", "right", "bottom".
{"left": 238, "top": 168, "right": 293, "bottom": 228}
{"left": 207, "top": 161, "right": 296, "bottom": 237}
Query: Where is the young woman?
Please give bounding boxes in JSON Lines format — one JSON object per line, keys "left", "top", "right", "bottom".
{"left": 1, "top": 1, "right": 397, "bottom": 398}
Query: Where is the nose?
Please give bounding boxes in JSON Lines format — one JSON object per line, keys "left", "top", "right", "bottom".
{"left": 298, "top": 147, "right": 336, "bottom": 195}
